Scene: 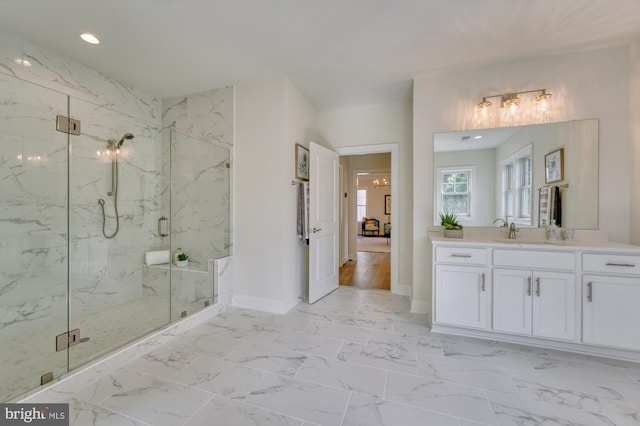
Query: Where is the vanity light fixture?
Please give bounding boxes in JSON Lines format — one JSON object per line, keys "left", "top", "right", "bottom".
{"left": 80, "top": 33, "right": 100, "bottom": 44}
{"left": 477, "top": 89, "right": 551, "bottom": 114}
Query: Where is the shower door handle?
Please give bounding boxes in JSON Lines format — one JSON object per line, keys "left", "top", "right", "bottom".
{"left": 158, "top": 216, "right": 169, "bottom": 237}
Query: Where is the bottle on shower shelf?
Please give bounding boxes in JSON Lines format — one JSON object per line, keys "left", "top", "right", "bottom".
{"left": 174, "top": 247, "right": 183, "bottom": 265}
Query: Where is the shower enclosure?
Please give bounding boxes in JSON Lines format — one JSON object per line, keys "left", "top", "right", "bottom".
{"left": 0, "top": 72, "right": 230, "bottom": 402}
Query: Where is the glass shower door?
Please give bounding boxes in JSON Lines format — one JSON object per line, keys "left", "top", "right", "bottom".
{"left": 170, "top": 129, "right": 230, "bottom": 321}
{"left": 0, "top": 74, "right": 69, "bottom": 401}
{"left": 67, "top": 97, "right": 170, "bottom": 370}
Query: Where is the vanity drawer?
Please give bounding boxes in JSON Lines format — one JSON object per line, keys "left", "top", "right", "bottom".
{"left": 494, "top": 249, "right": 575, "bottom": 271}
{"left": 435, "top": 246, "right": 487, "bottom": 265}
{"left": 583, "top": 253, "right": 640, "bottom": 275}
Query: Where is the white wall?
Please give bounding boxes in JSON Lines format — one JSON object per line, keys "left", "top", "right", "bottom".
{"left": 413, "top": 44, "right": 634, "bottom": 313}
{"left": 234, "top": 78, "right": 318, "bottom": 313}
{"left": 631, "top": 38, "right": 640, "bottom": 245}
{"left": 318, "top": 101, "right": 413, "bottom": 295}
{"left": 284, "top": 80, "right": 320, "bottom": 301}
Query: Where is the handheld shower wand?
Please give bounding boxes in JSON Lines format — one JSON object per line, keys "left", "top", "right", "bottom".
{"left": 99, "top": 132, "right": 134, "bottom": 238}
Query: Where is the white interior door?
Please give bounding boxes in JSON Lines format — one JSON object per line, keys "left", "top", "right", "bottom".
{"left": 309, "top": 142, "right": 339, "bottom": 303}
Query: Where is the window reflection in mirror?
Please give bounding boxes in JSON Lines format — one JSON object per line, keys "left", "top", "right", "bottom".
{"left": 433, "top": 119, "right": 598, "bottom": 229}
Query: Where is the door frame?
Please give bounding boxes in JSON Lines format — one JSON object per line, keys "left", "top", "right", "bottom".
{"left": 336, "top": 143, "right": 399, "bottom": 295}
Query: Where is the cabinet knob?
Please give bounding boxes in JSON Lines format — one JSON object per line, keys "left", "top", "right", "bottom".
{"left": 587, "top": 282, "right": 593, "bottom": 302}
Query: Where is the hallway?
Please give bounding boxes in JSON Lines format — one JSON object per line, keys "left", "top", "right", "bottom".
{"left": 339, "top": 251, "right": 391, "bottom": 290}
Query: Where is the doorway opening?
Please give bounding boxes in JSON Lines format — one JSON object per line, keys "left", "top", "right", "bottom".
{"left": 336, "top": 144, "right": 399, "bottom": 294}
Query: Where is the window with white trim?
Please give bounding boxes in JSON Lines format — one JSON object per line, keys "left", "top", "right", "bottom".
{"left": 500, "top": 145, "right": 532, "bottom": 226}
{"left": 436, "top": 166, "right": 475, "bottom": 222}
{"left": 356, "top": 189, "right": 367, "bottom": 222}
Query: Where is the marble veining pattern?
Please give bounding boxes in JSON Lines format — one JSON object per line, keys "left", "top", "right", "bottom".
{"left": 1, "top": 32, "right": 233, "bottom": 402}
{"left": 23, "top": 287, "right": 640, "bottom": 425}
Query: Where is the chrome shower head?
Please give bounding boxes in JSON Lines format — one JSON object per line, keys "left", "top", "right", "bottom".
{"left": 117, "top": 133, "right": 134, "bottom": 147}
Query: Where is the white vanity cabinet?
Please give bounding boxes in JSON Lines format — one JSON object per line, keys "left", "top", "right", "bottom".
{"left": 493, "top": 268, "right": 576, "bottom": 341}
{"left": 433, "top": 246, "right": 489, "bottom": 329}
{"left": 582, "top": 253, "right": 640, "bottom": 351}
{"left": 432, "top": 238, "right": 640, "bottom": 361}
{"left": 492, "top": 249, "right": 576, "bottom": 341}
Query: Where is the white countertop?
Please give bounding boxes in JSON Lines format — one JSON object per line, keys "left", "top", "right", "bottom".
{"left": 429, "top": 232, "right": 640, "bottom": 253}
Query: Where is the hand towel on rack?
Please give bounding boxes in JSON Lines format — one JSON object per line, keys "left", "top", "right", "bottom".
{"left": 297, "top": 182, "right": 309, "bottom": 244}
{"left": 539, "top": 185, "right": 561, "bottom": 227}
{"left": 551, "top": 185, "right": 561, "bottom": 227}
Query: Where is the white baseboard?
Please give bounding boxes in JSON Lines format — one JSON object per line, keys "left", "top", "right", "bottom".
{"left": 232, "top": 293, "right": 300, "bottom": 314}
{"left": 411, "top": 299, "right": 430, "bottom": 314}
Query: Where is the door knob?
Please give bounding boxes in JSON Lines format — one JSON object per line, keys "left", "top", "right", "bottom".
{"left": 311, "top": 227, "right": 323, "bottom": 233}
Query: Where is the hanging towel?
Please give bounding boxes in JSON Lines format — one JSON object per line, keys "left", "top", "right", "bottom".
{"left": 551, "top": 185, "right": 561, "bottom": 227}
{"left": 539, "top": 186, "right": 550, "bottom": 227}
{"left": 539, "top": 185, "right": 561, "bottom": 227}
{"left": 297, "top": 182, "right": 309, "bottom": 244}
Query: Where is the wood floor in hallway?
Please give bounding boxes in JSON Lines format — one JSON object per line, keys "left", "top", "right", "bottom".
{"left": 339, "top": 250, "right": 390, "bottom": 290}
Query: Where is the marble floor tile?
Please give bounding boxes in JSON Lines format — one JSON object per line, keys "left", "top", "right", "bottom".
{"left": 488, "top": 390, "right": 633, "bottom": 426}
{"left": 342, "top": 393, "right": 459, "bottom": 426}
{"left": 337, "top": 342, "right": 418, "bottom": 375}
{"left": 185, "top": 395, "right": 302, "bottom": 426}
{"left": 21, "top": 287, "right": 640, "bottom": 425}
{"left": 126, "top": 345, "right": 200, "bottom": 378}
{"left": 225, "top": 342, "right": 308, "bottom": 376}
{"left": 272, "top": 329, "right": 344, "bottom": 358}
{"left": 417, "top": 353, "right": 519, "bottom": 394}
{"left": 245, "top": 373, "right": 349, "bottom": 426}
{"left": 368, "top": 330, "right": 444, "bottom": 357}
{"left": 73, "top": 368, "right": 145, "bottom": 403}
{"left": 392, "top": 318, "right": 432, "bottom": 337}
{"left": 171, "top": 356, "right": 263, "bottom": 399}
{"left": 304, "top": 319, "right": 371, "bottom": 344}
{"left": 67, "top": 397, "right": 147, "bottom": 426}
{"left": 385, "top": 371, "right": 498, "bottom": 425}
{"left": 295, "top": 355, "right": 387, "bottom": 397}
{"left": 524, "top": 353, "right": 638, "bottom": 383}
{"left": 508, "top": 372, "right": 640, "bottom": 425}
{"left": 100, "top": 374, "right": 211, "bottom": 426}
{"left": 440, "top": 340, "right": 533, "bottom": 371}
{"left": 168, "top": 330, "right": 243, "bottom": 359}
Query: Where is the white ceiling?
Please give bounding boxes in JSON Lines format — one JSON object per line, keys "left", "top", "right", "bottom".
{"left": 1, "top": 1, "right": 639, "bottom": 110}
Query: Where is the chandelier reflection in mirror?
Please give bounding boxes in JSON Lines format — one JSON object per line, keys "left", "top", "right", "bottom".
{"left": 477, "top": 89, "right": 552, "bottom": 128}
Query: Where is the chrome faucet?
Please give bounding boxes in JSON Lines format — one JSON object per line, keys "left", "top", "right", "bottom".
{"left": 508, "top": 222, "right": 519, "bottom": 239}
{"left": 493, "top": 218, "right": 508, "bottom": 227}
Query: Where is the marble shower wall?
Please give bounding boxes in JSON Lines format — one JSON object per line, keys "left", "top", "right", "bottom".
{"left": 0, "top": 32, "right": 167, "bottom": 400}
{"left": 162, "top": 88, "right": 234, "bottom": 268}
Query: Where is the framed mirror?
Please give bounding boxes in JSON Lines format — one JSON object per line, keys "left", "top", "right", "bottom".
{"left": 433, "top": 119, "right": 598, "bottom": 229}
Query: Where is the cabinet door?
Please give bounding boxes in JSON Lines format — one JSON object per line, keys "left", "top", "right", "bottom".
{"left": 493, "top": 268, "right": 532, "bottom": 335}
{"left": 583, "top": 275, "right": 640, "bottom": 350}
{"left": 434, "top": 264, "right": 488, "bottom": 329}
{"left": 532, "top": 271, "right": 576, "bottom": 341}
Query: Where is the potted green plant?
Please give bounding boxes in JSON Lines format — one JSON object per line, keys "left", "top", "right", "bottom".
{"left": 176, "top": 252, "right": 189, "bottom": 267}
{"left": 440, "top": 212, "right": 463, "bottom": 238}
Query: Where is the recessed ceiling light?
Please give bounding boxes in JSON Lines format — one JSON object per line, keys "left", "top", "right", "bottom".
{"left": 474, "top": 135, "right": 483, "bottom": 139}
{"left": 80, "top": 33, "right": 100, "bottom": 44}
{"left": 14, "top": 58, "right": 32, "bottom": 67}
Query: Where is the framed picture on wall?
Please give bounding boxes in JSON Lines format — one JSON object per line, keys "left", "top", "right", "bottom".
{"left": 385, "top": 194, "right": 391, "bottom": 215}
{"left": 295, "top": 144, "right": 309, "bottom": 180}
{"left": 545, "top": 148, "right": 564, "bottom": 183}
